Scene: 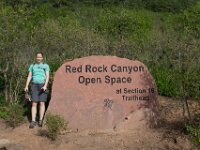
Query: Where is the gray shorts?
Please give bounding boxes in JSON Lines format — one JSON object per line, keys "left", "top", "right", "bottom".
{"left": 31, "top": 83, "right": 48, "bottom": 102}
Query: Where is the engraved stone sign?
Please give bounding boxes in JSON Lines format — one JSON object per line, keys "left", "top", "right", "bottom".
{"left": 47, "top": 56, "right": 159, "bottom": 131}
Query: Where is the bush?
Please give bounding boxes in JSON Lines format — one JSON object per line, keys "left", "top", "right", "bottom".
{"left": 143, "top": 0, "right": 198, "bottom": 13}
{"left": 186, "top": 114, "right": 200, "bottom": 148}
{"left": 45, "top": 113, "right": 67, "bottom": 140}
{"left": 0, "top": 106, "right": 10, "bottom": 120}
{"left": 3, "top": 103, "right": 25, "bottom": 128}
{"left": 182, "top": 1, "right": 200, "bottom": 39}
{"left": 94, "top": 8, "right": 153, "bottom": 42}
{"left": 151, "top": 66, "right": 178, "bottom": 97}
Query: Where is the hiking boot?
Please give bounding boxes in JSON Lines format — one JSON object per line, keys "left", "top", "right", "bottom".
{"left": 38, "top": 119, "right": 43, "bottom": 127}
{"left": 29, "top": 121, "right": 36, "bottom": 128}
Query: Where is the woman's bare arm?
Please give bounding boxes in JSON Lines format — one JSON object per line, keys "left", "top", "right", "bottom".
{"left": 43, "top": 72, "right": 49, "bottom": 89}
{"left": 24, "top": 72, "right": 32, "bottom": 91}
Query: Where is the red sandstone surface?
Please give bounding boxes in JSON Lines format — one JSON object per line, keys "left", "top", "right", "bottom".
{"left": 47, "top": 56, "right": 159, "bottom": 131}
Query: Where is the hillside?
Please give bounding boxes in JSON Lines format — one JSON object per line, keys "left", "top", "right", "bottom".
{"left": 0, "top": 0, "right": 200, "bottom": 149}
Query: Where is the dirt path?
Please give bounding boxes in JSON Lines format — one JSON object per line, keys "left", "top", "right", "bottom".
{"left": 0, "top": 96, "right": 199, "bottom": 150}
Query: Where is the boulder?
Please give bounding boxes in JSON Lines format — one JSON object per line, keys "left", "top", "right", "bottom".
{"left": 47, "top": 56, "right": 159, "bottom": 131}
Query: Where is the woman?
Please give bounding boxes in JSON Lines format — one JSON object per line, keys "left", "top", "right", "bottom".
{"left": 24, "top": 52, "right": 50, "bottom": 128}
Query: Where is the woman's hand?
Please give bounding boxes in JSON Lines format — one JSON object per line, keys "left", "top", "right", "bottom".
{"left": 41, "top": 86, "right": 47, "bottom": 91}
{"left": 24, "top": 86, "right": 28, "bottom": 92}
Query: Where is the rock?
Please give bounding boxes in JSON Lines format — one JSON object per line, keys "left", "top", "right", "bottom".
{"left": 0, "top": 139, "right": 10, "bottom": 148}
{"left": 47, "top": 56, "right": 159, "bottom": 131}
{"left": 8, "top": 144, "right": 27, "bottom": 150}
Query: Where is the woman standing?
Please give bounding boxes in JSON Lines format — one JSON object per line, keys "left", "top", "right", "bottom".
{"left": 24, "top": 52, "right": 50, "bottom": 128}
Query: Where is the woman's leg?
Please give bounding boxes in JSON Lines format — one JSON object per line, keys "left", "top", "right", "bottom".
{"left": 31, "top": 102, "right": 37, "bottom": 122}
{"left": 39, "top": 101, "right": 45, "bottom": 121}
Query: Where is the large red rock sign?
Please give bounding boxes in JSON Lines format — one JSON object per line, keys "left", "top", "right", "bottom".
{"left": 47, "top": 56, "right": 159, "bottom": 131}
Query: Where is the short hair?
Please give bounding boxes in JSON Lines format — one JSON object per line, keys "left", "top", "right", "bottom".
{"left": 36, "top": 52, "right": 43, "bottom": 57}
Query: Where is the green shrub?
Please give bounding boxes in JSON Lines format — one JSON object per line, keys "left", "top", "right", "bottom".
{"left": 0, "top": 106, "right": 10, "bottom": 119}
{"left": 45, "top": 113, "right": 67, "bottom": 140}
{"left": 0, "top": 96, "right": 9, "bottom": 119}
{"left": 4, "top": 103, "right": 25, "bottom": 128}
{"left": 94, "top": 8, "right": 153, "bottom": 42}
{"left": 143, "top": 0, "right": 198, "bottom": 13}
{"left": 186, "top": 114, "right": 200, "bottom": 148}
{"left": 182, "top": 1, "right": 200, "bottom": 39}
{"left": 151, "top": 66, "right": 178, "bottom": 97}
